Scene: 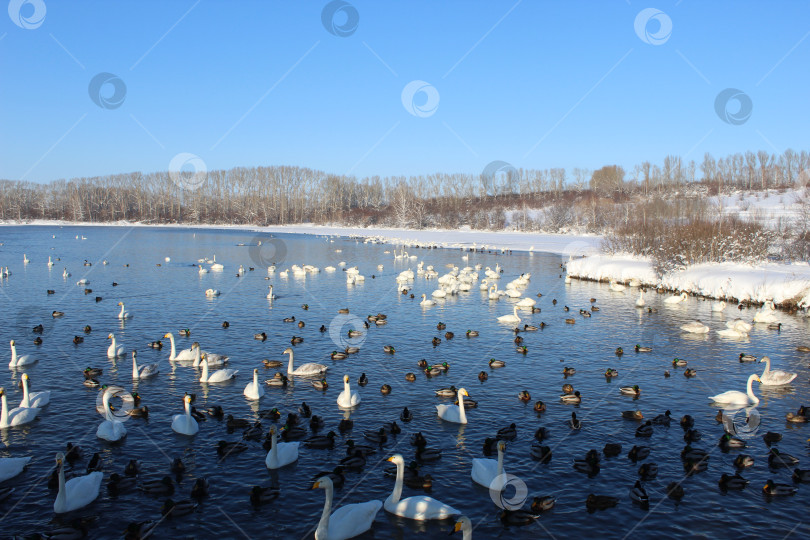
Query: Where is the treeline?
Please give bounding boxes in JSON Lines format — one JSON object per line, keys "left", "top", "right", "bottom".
{"left": 0, "top": 149, "right": 808, "bottom": 230}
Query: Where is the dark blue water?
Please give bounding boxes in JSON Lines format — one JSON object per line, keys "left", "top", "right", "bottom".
{"left": 0, "top": 225, "right": 807, "bottom": 539}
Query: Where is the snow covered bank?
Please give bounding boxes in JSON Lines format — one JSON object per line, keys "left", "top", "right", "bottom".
{"left": 0, "top": 219, "right": 602, "bottom": 256}
{"left": 566, "top": 253, "right": 810, "bottom": 307}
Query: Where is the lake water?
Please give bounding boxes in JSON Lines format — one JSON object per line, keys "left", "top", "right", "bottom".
{"left": 0, "top": 225, "right": 808, "bottom": 539}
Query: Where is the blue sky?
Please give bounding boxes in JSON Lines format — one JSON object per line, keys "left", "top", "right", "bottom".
{"left": 1, "top": 0, "right": 808, "bottom": 183}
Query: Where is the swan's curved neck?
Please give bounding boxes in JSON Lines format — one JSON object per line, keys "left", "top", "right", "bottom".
{"left": 193, "top": 345, "right": 201, "bottom": 367}
{"left": 271, "top": 430, "right": 279, "bottom": 461}
{"left": 119, "top": 304, "right": 125, "bottom": 316}
{"left": 10, "top": 343, "right": 17, "bottom": 364}
{"left": 21, "top": 378, "right": 30, "bottom": 407}
{"left": 55, "top": 461, "right": 67, "bottom": 509}
{"left": 132, "top": 355, "right": 139, "bottom": 379}
{"left": 103, "top": 390, "right": 112, "bottom": 421}
{"left": 746, "top": 376, "right": 759, "bottom": 403}
{"left": 496, "top": 444, "right": 504, "bottom": 475}
{"left": 167, "top": 334, "right": 177, "bottom": 359}
{"left": 0, "top": 395, "right": 8, "bottom": 425}
{"left": 457, "top": 390, "right": 467, "bottom": 423}
{"left": 316, "top": 481, "right": 333, "bottom": 540}
{"left": 253, "top": 370, "right": 259, "bottom": 387}
{"left": 201, "top": 357, "right": 209, "bottom": 382}
{"left": 286, "top": 350, "right": 295, "bottom": 374}
{"left": 184, "top": 399, "right": 192, "bottom": 418}
{"left": 761, "top": 358, "right": 771, "bottom": 375}
{"left": 344, "top": 379, "right": 351, "bottom": 395}
{"left": 388, "top": 458, "right": 404, "bottom": 505}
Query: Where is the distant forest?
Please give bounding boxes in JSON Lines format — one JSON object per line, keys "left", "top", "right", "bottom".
{"left": 1, "top": 149, "right": 809, "bottom": 235}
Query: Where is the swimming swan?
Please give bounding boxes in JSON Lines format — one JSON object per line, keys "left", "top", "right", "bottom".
{"left": 199, "top": 354, "right": 238, "bottom": 383}
{"left": 107, "top": 333, "right": 125, "bottom": 358}
{"left": 0, "top": 387, "right": 40, "bottom": 428}
{"left": 759, "top": 357, "right": 797, "bottom": 386}
{"left": 312, "top": 475, "right": 382, "bottom": 540}
{"left": 285, "top": 347, "right": 327, "bottom": 376}
{"left": 265, "top": 427, "right": 299, "bottom": 469}
{"left": 53, "top": 452, "right": 102, "bottom": 513}
{"left": 20, "top": 373, "right": 50, "bottom": 408}
{"left": 337, "top": 375, "right": 361, "bottom": 408}
{"left": 171, "top": 394, "right": 199, "bottom": 436}
{"left": 244, "top": 369, "right": 265, "bottom": 400}
{"left": 471, "top": 440, "right": 508, "bottom": 489}
{"left": 96, "top": 387, "right": 127, "bottom": 442}
{"left": 664, "top": 292, "right": 688, "bottom": 304}
{"left": 132, "top": 351, "right": 159, "bottom": 380}
{"left": 497, "top": 307, "right": 521, "bottom": 324}
{"left": 9, "top": 340, "right": 37, "bottom": 368}
{"left": 708, "top": 374, "right": 761, "bottom": 406}
{"left": 385, "top": 454, "right": 460, "bottom": 520}
{"left": 436, "top": 388, "right": 469, "bottom": 424}
{"left": 117, "top": 302, "right": 132, "bottom": 319}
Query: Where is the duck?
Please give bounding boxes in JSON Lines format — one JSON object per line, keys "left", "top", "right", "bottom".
{"left": 563, "top": 366, "right": 576, "bottom": 375}
{"left": 53, "top": 452, "right": 103, "bottom": 513}
{"left": 622, "top": 410, "right": 643, "bottom": 420}
{"left": 585, "top": 494, "right": 618, "bottom": 511}
{"left": 768, "top": 448, "right": 799, "bottom": 468}
{"left": 518, "top": 390, "right": 531, "bottom": 402}
{"left": 739, "top": 353, "right": 757, "bottom": 362}
{"left": 478, "top": 371, "right": 488, "bottom": 382}
{"left": 605, "top": 368, "right": 618, "bottom": 378}
{"left": 708, "top": 374, "right": 760, "bottom": 405}
{"left": 254, "top": 332, "right": 267, "bottom": 341}
{"left": 141, "top": 477, "right": 174, "bottom": 496}
{"left": 380, "top": 384, "right": 392, "bottom": 395}
{"left": 635, "top": 421, "right": 653, "bottom": 437}
{"left": 638, "top": 462, "right": 657, "bottom": 479}
{"left": 305, "top": 431, "right": 337, "bottom": 450}
{"left": 666, "top": 482, "right": 685, "bottom": 500}
{"left": 620, "top": 385, "right": 641, "bottom": 396}
{"left": 312, "top": 379, "right": 329, "bottom": 391}
{"left": 497, "top": 423, "right": 518, "bottom": 440}
{"left": 672, "top": 358, "right": 688, "bottom": 367}
{"left": 763, "top": 479, "right": 796, "bottom": 496}
{"left": 405, "top": 372, "right": 416, "bottom": 382}
{"left": 217, "top": 440, "right": 248, "bottom": 456}
{"left": 628, "top": 445, "right": 650, "bottom": 461}
{"left": 530, "top": 444, "right": 552, "bottom": 462}
{"left": 630, "top": 480, "right": 649, "bottom": 507}
{"left": 684, "top": 368, "right": 697, "bottom": 377}
{"left": 400, "top": 407, "right": 413, "bottom": 422}
{"left": 357, "top": 373, "right": 368, "bottom": 386}
{"left": 489, "top": 358, "right": 506, "bottom": 368}
{"left": 265, "top": 373, "right": 289, "bottom": 388}
{"left": 719, "top": 473, "right": 749, "bottom": 490}
{"left": 567, "top": 412, "right": 582, "bottom": 429}
{"left": 681, "top": 446, "right": 706, "bottom": 462}
{"left": 250, "top": 485, "right": 280, "bottom": 506}
{"left": 107, "top": 472, "right": 138, "bottom": 495}
{"left": 792, "top": 469, "right": 810, "bottom": 483}
{"left": 734, "top": 454, "right": 754, "bottom": 468}
{"left": 385, "top": 454, "right": 460, "bottom": 520}
{"left": 330, "top": 350, "right": 348, "bottom": 360}
{"left": 573, "top": 449, "right": 600, "bottom": 475}
{"left": 635, "top": 344, "right": 652, "bottom": 353}
{"left": 758, "top": 357, "right": 797, "bottom": 385}
{"left": 652, "top": 410, "right": 671, "bottom": 426}
{"left": 148, "top": 340, "right": 163, "bottom": 349}
{"left": 560, "top": 391, "right": 581, "bottom": 404}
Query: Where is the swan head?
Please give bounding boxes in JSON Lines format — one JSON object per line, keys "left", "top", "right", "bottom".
{"left": 163, "top": 333, "right": 172, "bottom": 339}
{"left": 386, "top": 454, "right": 404, "bottom": 465}
{"left": 108, "top": 333, "right": 114, "bottom": 340}
{"left": 55, "top": 452, "right": 65, "bottom": 465}
{"left": 22, "top": 373, "right": 29, "bottom": 382}
{"left": 343, "top": 375, "right": 350, "bottom": 383}
{"left": 192, "top": 342, "right": 200, "bottom": 349}
{"left": 497, "top": 440, "right": 506, "bottom": 451}
{"left": 312, "top": 476, "right": 333, "bottom": 490}
{"left": 759, "top": 356, "right": 770, "bottom": 363}
{"left": 183, "top": 394, "right": 192, "bottom": 404}
{"left": 459, "top": 388, "right": 469, "bottom": 397}
{"left": 9, "top": 340, "right": 15, "bottom": 346}
{"left": 283, "top": 347, "right": 293, "bottom": 354}
{"left": 118, "top": 302, "right": 124, "bottom": 306}
{"left": 0, "top": 387, "right": 4, "bottom": 397}
{"left": 454, "top": 517, "right": 472, "bottom": 533}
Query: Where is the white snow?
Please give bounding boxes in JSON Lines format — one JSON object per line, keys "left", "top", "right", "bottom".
{"left": 567, "top": 253, "right": 810, "bottom": 307}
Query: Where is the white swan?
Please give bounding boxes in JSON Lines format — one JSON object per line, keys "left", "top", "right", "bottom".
{"left": 497, "top": 307, "right": 521, "bottom": 324}
{"left": 117, "top": 302, "right": 132, "bottom": 319}
{"left": 608, "top": 281, "right": 626, "bottom": 292}
{"left": 664, "top": 292, "right": 688, "bottom": 304}
{"left": 0, "top": 387, "right": 40, "bottom": 428}
{"left": 471, "top": 440, "right": 507, "bottom": 489}
{"left": 47, "top": 256, "right": 54, "bottom": 267}
{"left": 717, "top": 327, "right": 749, "bottom": 338}
{"left": 199, "top": 354, "right": 238, "bottom": 383}
{"left": 205, "top": 288, "right": 220, "bottom": 297}
{"left": 431, "top": 288, "right": 447, "bottom": 299}
{"left": 132, "top": 351, "right": 159, "bottom": 380}
{"left": 163, "top": 333, "right": 197, "bottom": 361}
{"left": 107, "top": 333, "right": 125, "bottom": 358}
{"left": 680, "top": 320, "right": 710, "bottom": 334}
{"left": 171, "top": 394, "right": 199, "bottom": 436}
{"left": 210, "top": 256, "right": 224, "bottom": 272}
{"left": 337, "top": 375, "right": 361, "bottom": 407}
{"left": 96, "top": 387, "right": 127, "bottom": 442}
{"left": 0, "top": 456, "right": 32, "bottom": 483}
{"left": 488, "top": 284, "right": 501, "bottom": 301}
{"left": 244, "top": 369, "right": 265, "bottom": 400}
{"left": 191, "top": 342, "right": 229, "bottom": 367}
{"left": 436, "top": 388, "right": 469, "bottom": 424}
{"left": 709, "top": 374, "right": 761, "bottom": 406}
{"left": 753, "top": 301, "right": 778, "bottom": 323}
{"left": 53, "top": 452, "right": 102, "bottom": 513}
{"left": 198, "top": 264, "right": 208, "bottom": 274}
{"left": 265, "top": 427, "right": 299, "bottom": 469}
{"left": 516, "top": 296, "right": 536, "bottom": 308}
{"left": 8, "top": 340, "right": 37, "bottom": 368}
{"left": 420, "top": 294, "right": 436, "bottom": 307}
{"left": 712, "top": 301, "right": 727, "bottom": 312}
{"left": 267, "top": 285, "right": 276, "bottom": 300}
{"left": 385, "top": 454, "right": 460, "bottom": 520}
{"left": 20, "top": 373, "right": 50, "bottom": 408}
{"left": 23, "top": 254, "right": 29, "bottom": 264}
{"left": 453, "top": 517, "right": 473, "bottom": 540}
{"left": 635, "top": 290, "right": 645, "bottom": 307}
{"left": 62, "top": 268, "right": 70, "bottom": 278}
{"left": 285, "top": 347, "right": 327, "bottom": 376}
{"left": 759, "top": 357, "right": 797, "bottom": 386}
{"left": 313, "top": 475, "right": 381, "bottom": 540}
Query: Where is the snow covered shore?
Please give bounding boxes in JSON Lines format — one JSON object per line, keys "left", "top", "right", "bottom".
{"left": 566, "top": 253, "right": 810, "bottom": 307}
{"left": 0, "top": 219, "right": 602, "bottom": 255}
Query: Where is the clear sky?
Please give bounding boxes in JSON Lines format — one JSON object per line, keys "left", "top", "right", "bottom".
{"left": 1, "top": 0, "right": 808, "bottom": 183}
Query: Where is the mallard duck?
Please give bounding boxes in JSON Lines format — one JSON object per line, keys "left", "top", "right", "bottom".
{"left": 290, "top": 336, "right": 304, "bottom": 345}
{"left": 53, "top": 310, "right": 65, "bottom": 318}
{"left": 635, "top": 421, "right": 653, "bottom": 437}
{"left": 635, "top": 344, "right": 652, "bottom": 353}
{"left": 786, "top": 412, "right": 807, "bottom": 423}
{"left": 516, "top": 345, "right": 528, "bottom": 354}
{"left": 568, "top": 412, "right": 581, "bottom": 429}
{"left": 768, "top": 448, "right": 799, "bottom": 468}
{"left": 620, "top": 385, "right": 641, "bottom": 396}
{"left": 763, "top": 479, "right": 796, "bottom": 496}
{"left": 563, "top": 366, "right": 576, "bottom": 376}
{"left": 684, "top": 368, "right": 697, "bottom": 377}
{"left": 518, "top": 391, "right": 531, "bottom": 402}
{"left": 358, "top": 373, "right": 368, "bottom": 386}
{"left": 263, "top": 359, "right": 282, "bottom": 368}
{"left": 562, "top": 383, "right": 574, "bottom": 394}
{"left": 311, "top": 379, "right": 328, "bottom": 391}
{"left": 431, "top": 362, "right": 450, "bottom": 371}
{"left": 530, "top": 444, "right": 552, "bottom": 462}
{"left": 73, "top": 335, "right": 84, "bottom": 344}
{"left": 489, "top": 358, "right": 506, "bottom": 368}
{"left": 499, "top": 509, "right": 540, "bottom": 526}
{"left": 226, "top": 415, "right": 251, "bottom": 430}
{"left": 792, "top": 469, "right": 810, "bottom": 482}
{"left": 684, "top": 459, "right": 708, "bottom": 475}
{"left": 129, "top": 405, "right": 149, "bottom": 418}
{"left": 630, "top": 480, "right": 649, "bottom": 506}
{"left": 217, "top": 441, "right": 248, "bottom": 456}
{"left": 400, "top": 407, "right": 413, "bottom": 422}
{"left": 83, "top": 378, "right": 100, "bottom": 387}
{"left": 603, "top": 443, "right": 622, "bottom": 457}
{"left": 628, "top": 445, "right": 650, "bottom": 461}
{"left": 497, "top": 423, "right": 517, "bottom": 440}
{"left": 283, "top": 316, "right": 295, "bottom": 323}
{"left": 345, "top": 346, "right": 360, "bottom": 354}
{"left": 523, "top": 324, "right": 538, "bottom": 331}
{"left": 719, "top": 473, "right": 748, "bottom": 490}
{"left": 405, "top": 372, "right": 416, "bottom": 382}
{"left": 652, "top": 410, "right": 671, "bottom": 426}
{"left": 622, "top": 410, "right": 643, "bottom": 420}
{"left": 431, "top": 337, "right": 441, "bottom": 346}
{"left": 222, "top": 321, "right": 230, "bottom": 328}
{"left": 605, "top": 368, "right": 618, "bottom": 377}
{"left": 666, "top": 482, "right": 685, "bottom": 500}
{"left": 33, "top": 337, "right": 42, "bottom": 345}
{"left": 615, "top": 347, "right": 624, "bottom": 356}
{"left": 305, "top": 431, "right": 336, "bottom": 449}
{"left": 681, "top": 446, "right": 708, "bottom": 461}
{"left": 638, "top": 462, "right": 658, "bottom": 479}
{"left": 573, "top": 449, "right": 600, "bottom": 475}
{"left": 380, "top": 384, "right": 392, "bottom": 395}
{"left": 684, "top": 429, "right": 701, "bottom": 443}
{"left": 719, "top": 433, "right": 745, "bottom": 451}
{"left": 436, "top": 322, "right": 446, "bottom": 330}
{"left": 190, "top": 477, "right": 209, "bottom": 499}
{"left": 331, "top": 351, "right": 348, "bottom": 360}
{"left": 533, "top": 427, "right": 550, "bottom": 441}
{"left": 254, "top": 332, "right": 267, "bottom": 341}
{"left": 739, "top": 353, "right": 757, "bottom": 362}
{"left": 338, "top": 417, "right": 354, "bottom": 432}
{"left": 141, "top": 476, "right": 174, "bottom": 495}
{"left": 84, "top": 367, "right": 103, "bottom": 379}
{"left": 124, "top": 459, "right": 141, "bottom": 477}
{"left": 680, "top": 415, "right": 695, "bottom": 429}
{"left": 107, "top": 473, "right": 137, "bottom": 495}
{"left": 534, "top": 401, "right": 546, "bottom": 412}
{"left": 466, "top": 330, "right": 479, "bottom": 337}
{"left": 148, "top": 340, "right": 163, "bottom": 349}
{"left": 585, "top": 494, "right": 617, "bottom": 511}
{"left": 531, "top": 496, "right": 555, "bottom": 513}
{"left": 672, "top": 358, "right": 687, "bottom": 367}
{"left": 250, "top": 485, "right": 280, "bottom": 505}
{"left": 560, "top": 391, "right": 581, "bottom": 404}
{"left": 734, "top": 454, "right": 754, "bottom": 468}
{"left": 178, "top": 329, "right": 190, "bottom": 337}
{"left": 265, "top": 373, "right": 289, "bottom": 388}
{"left": 83, "top": 325, "right": 92, "bottom": 333}
{"left": 763, "top": 432, "right": 782, "bottom": 445}
{"left": 308, "top": 415, "right": 325, "bottom": 431}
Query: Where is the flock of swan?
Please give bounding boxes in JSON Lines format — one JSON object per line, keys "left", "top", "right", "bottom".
{"left": 1, "top": 242, "right": 808, "bottom": 539}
